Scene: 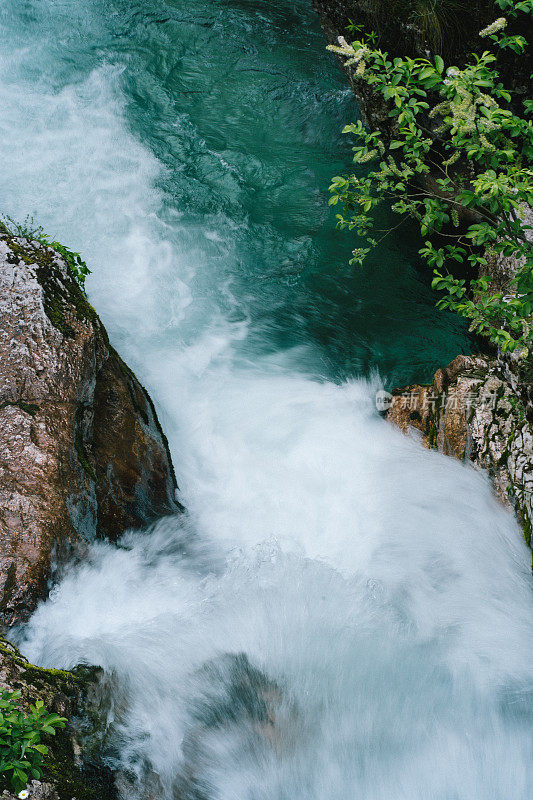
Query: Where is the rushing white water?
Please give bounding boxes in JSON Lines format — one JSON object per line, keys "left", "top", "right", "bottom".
{"left": 1, "top": 1, "right": 532, "bottom": 798}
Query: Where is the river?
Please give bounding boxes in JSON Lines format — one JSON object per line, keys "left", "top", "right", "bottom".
{"left": 1, "top": 1, "right": 532, "bottom": 798}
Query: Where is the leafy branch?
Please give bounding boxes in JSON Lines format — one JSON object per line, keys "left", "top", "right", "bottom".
{"left": 328, "top": 0, "right": 533, "bottom": 357}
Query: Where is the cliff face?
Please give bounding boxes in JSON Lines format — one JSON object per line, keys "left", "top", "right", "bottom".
{"left": 0, "top": 234, "right": 180, "bottom": 628}
{"left": 311, "top": 1, "right": 531, "bottom": 86}
{"left": 312, "top": 1, "right": 531, "bottom": 134}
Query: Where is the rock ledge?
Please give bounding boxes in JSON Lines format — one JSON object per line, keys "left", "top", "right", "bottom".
{"left": 386, "top": 354, "right": 532, "bottom": 553}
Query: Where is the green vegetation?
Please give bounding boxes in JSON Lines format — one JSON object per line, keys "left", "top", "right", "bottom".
{"left": 1, "top": 225, "right": 103, "bottom": 342}
{"left": 0, "top": 690, "right": 66, "bottom": 793}
{"left": 0, "top": 215, "right": 90, "bottom": 291}
{"left": 328, "top": 0, "right": 533, "bottom": 358}
{"left": 0, "top": 638, "right": 115, "bottom": 800}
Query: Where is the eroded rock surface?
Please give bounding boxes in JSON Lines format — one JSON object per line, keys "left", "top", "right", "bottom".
{"left": 386, "top": 355, "right": 533, "bottom": 552}
{"left": 0, "top": 234, "right": 180, "bottom": 627}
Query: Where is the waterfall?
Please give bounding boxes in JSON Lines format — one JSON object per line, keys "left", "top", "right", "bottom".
{"left": 1, "top": 1, "right": 531, "bottom": 797}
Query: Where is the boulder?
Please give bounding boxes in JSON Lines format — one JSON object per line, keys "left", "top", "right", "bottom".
{"left": 0, "top": 637, "right": 115, "bottom": 800}
{"left": 385, "top": 354, "right": 533, "bottom": 553}
{"left": 0, "top": 233, "right": 180, "bottom": 628}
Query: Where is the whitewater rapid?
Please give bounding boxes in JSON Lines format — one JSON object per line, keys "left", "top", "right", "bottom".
{"left": 1, "top": 1, "right": 532, "bottom": 798}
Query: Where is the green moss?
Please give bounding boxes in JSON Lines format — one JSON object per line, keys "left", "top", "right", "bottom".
{"left": 2, "top": 234, "right": 107, "bottom": 345}
{"left": 425, "top": 392, "right": 445, "bottom": 450}
{"left": 506, "top": 472, "right": 532, "bottom": 551}
{"left": 426, "top": 410, "right": 439, "bottom": 448}
{"left": 0, "top": 640, "right": 84, "bottom": 695}
{"left": 42, "top": 730, "right": 115, "bottom": 800}
{"left": 517, "top": 503, "right": 532, "bottom": 550}
{"left": 0, "top": 638, "right": 116, "bottom": 799}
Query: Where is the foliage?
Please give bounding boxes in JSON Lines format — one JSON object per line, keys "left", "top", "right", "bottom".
{"left": 328, "top": 0, "right": 533, "bottom": 358}
{"left": 0, "top": 690, "right": 66, "bottom": 793}
{"left": 0, "top": 215, "right": 90, "bottom": 291}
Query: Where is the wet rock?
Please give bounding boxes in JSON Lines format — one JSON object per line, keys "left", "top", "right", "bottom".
{"left": 0, "top": 234, "right": 180, "bottom": 628}
{"left": 386, "top": 355, "right": 533, "bottom": 554}
{"left": 92, "top": 346, "right": 180, "bottom": 542}
{"left": 311, "top": 1, "right": 392, "bottom": 131}
{"left": 176, "top": 653, "right": 290, "bottom": 800}
{"left": 2, "top": 781, "right": 59, "bottom": 800}
{"left": 0, "top": 637, "right": 115, "bottom": 800}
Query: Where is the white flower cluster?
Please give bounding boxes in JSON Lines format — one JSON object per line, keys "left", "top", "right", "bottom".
{"left": 479, "top": 17, "right": 507, "bottom": 38}
{"left": 442, "top": 150, "right": 460, "bottom": 167}
{"left": 429, "top": 100, "right": 451, "bottom": 119}
{"left": 326, "top": 36, "right": 368, "bottom": 69}
{"left": 356, "top": 148, "right": 378, "bottom": 163}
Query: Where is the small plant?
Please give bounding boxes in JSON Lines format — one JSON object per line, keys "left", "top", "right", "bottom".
{"left": 327, "top": 0, "right": 533, "bottom": 358}
{"left": 0, "top": 690, "right": 66, "bottom": 793}
{"left": 0, "top": 214, "right": 90, "bottom": 291}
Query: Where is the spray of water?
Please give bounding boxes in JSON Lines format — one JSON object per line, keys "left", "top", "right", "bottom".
{"left": 1, "top": 1, "right": 532, "bottom": 798}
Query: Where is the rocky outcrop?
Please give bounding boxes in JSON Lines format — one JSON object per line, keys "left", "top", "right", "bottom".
{"left": 0, "top": 234, "right": 180, "bottom": 628}
{"left": 385, "top": 354, "right": 532, "bottom": 552}
{"left": 311, "top": 0, "right": 490, "bottom": 61}
{"left": 0, "top": 637, "right": 115, "bottom": 800}
{"left": 2, "top": 782, "right": 59, "bottom": 800}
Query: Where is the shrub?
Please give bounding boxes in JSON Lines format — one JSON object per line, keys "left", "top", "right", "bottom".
{"left": 328, "top": 0, "right": 533, "bottom": 358}
{"left": 0, "top": 690, "right": 66, "bottom": 793}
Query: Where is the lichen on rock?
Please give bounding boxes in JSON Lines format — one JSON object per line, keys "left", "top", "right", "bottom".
{"left": 2, "top": 780, "right": 59, "bottom": 800}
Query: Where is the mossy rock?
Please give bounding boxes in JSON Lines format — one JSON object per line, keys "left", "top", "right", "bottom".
{"left": 0, "top": 638, "right": 116, "bottom": 800}
{"left": 1, "top": 233, "right": 106, "bottom": 345}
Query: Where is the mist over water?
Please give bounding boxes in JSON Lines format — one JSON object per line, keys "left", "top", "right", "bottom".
{"left": 1, "top": 1, "right": 532, "bottom": 798}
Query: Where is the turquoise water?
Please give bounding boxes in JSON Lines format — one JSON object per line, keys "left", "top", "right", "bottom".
{"left": 0, "top": 0, "right": 471, "bottom": 387}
